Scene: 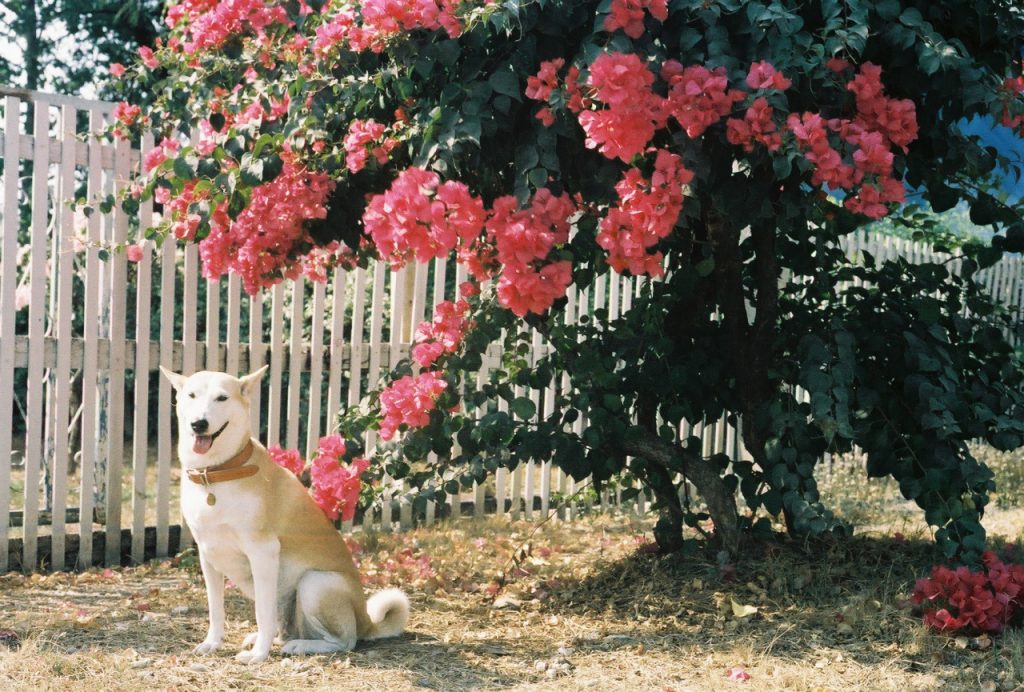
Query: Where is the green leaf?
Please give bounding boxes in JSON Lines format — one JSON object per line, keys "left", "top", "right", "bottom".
{"left": 172, "top": 156, "right": 195, "bottom": 180}
{"left": 489, "top": 69, "right": 521, "bottom": 100}
{"left": 510, "top": 396, "right": 536, "bottom": 420}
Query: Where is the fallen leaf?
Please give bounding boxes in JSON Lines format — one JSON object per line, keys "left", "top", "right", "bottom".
{"left": 727, "top": 666, "right": 751, "bottom": 682}
{"left": 730, "top": 599, "right": 758, "bottom": 619}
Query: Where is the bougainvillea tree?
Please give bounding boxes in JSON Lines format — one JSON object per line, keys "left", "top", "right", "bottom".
{"left": 112, "top": 0, "right": 1024, "bottom": 561}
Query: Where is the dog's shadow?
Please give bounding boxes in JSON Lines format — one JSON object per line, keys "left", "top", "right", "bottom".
{"left": 27, "top": 610, "right": 523, "bottom": 689}
{"left": 352, "top": 630, "right": 526, "bottom": 689}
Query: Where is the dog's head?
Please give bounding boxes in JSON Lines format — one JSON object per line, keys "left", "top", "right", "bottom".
{"left": 159, "top": 366, "right": 267, "bottom": 463}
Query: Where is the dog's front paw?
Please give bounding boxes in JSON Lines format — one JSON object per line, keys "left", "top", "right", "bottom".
{"left": 235, "top": 648, "right": 270, "bottom": 664}
{"left": 193, "top": 637, "right": 223, "bottom": 655}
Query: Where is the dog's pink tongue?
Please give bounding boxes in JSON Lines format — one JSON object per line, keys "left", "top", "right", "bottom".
{"left": 192, "top": 435, "right": 214, "bottom": 455}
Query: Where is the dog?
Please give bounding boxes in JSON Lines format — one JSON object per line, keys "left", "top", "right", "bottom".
{"left": 159, "top": 366, "right": 409, "bottom": 664}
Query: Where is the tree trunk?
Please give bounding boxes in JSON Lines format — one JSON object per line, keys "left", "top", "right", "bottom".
{"left": 23, "top": 0, "right": 41, "bottom": 91}
{"left": 622, "top": 429, "right": 741, "bottom": 555}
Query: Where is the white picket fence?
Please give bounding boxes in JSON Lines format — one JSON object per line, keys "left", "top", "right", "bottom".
{"left": 1, "top": 87, "right": 1022, "bottom": 573}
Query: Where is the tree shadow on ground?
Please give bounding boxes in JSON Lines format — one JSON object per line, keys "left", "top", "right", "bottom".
{"left": 529, "top": 533, "right": 1000, "bottom": 675}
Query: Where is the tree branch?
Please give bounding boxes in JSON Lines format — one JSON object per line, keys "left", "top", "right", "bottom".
{"left": 620, "top": 427, "right": 740, "bottom": 552}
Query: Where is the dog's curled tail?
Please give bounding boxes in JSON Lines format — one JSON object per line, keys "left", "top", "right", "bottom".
{"left": 365, "top": 588, "right": 410, "bottom": 640}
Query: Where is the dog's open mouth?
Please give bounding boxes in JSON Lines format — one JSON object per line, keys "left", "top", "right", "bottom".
{"left": 192, "top": 421, "right": 229, "bottom": 455}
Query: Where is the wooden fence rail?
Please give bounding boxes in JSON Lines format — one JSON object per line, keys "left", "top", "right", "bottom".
{"left": 2, "top": 87, "right": 1022, "bottom": 573}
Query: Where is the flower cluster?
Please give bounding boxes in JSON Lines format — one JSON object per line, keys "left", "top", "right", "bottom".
{"left": 788, "top": 63, "right": 917, "bottom": 219}
{"left": 144, "top": 137, "right": 181, "bottom": 173}
{"left": 488, "top": 189, "right": 576, "bottom": 317}
{"left": 604, "top": 0, "right": 668, "bottom": 39}
{"left": 576, "top": 52, "right": 665, "bottom": 162}
{"left": 846, "top": 62, "right": 918, "bottom": 151}
{"left": 597, "top": 149, "right": 693, "bottom": 276}
{"left": 166, "top": 0, "right": 291, "bottom": 54}
{"left": 311, "top": 0, "right": 468, "bottom": 55}
{"left": 343, "top": 119, "right": 398, "bottom": 173}
{"left": 999, "top": 74, "right": 1024, "bottom": 134}
{"left": 309, "top": 435, "right": 370, "bottom": 522}
{"left": 745, "top": 60, "right": 792, "bottom": 91}
{"left": 297, "top": 240, "right": 358, "bottom": 283}
{"left": 412, "top": 298, "right": 472, "bottom": 368}
{"left": 525, "top": 58, "right": 564, "bottom": 126}
{"left": 162, "top": 179, "right": 211, "bottom": 242}
{"left": 661, "top": 61, "right": 745, "bottom": 139}
{"left": 378, "top": 371, "right": 448, "bottom": 440}
{"left": 787, "top": 112, "right": 857, "bottom": 189}
{"left": 362, "top": 166, "right": 486, "bottom": 268}
{"left": 198, "top": 155, "right": 335, "bottom": 294}
{"left": 112, "top": 102, "right": 142, "bottom": 139}
{"left": 912, "top": 551, "right": 1024, "bottom": 634}
{"left": 268, "top": 444, "right": 305, "bottom": 475}
{"left": 726, "top": 97, "right": 782, "bottom": 152}
{"left": 265, "top": 435, "right": 369, "bottom": 522}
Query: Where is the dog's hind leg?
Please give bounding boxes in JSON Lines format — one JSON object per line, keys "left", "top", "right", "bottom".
{"left": 282, "top": 571, "right": 358, "bottom": 655}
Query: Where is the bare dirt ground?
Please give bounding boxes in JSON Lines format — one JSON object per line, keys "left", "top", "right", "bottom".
{"left": 2, "top": 447, "right": 1024, "bottom": 691}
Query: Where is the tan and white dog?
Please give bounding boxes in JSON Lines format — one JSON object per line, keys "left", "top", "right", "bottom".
{"left": 160, "top": 366, "right": 409, "bottom": 663}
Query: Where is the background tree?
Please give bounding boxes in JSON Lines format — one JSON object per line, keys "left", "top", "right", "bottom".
{"left": 113, "top": 0, "right": 1024, "bottom": 563}
{"left": 0, "top": 0, "right": 162, "bottom": 97}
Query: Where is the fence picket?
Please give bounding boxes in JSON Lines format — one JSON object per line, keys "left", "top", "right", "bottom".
{"left": 21, "top": 102, "right": 50, "bottom": 570}
{"left": 286, "top": 277, "right": 304, "bottom": 452}
{"left": 74, "top": 109, "right": 106, "bottom": 569}
{"left": 325, "top": 267, "right": 347, "bottom": 428}
{"left": 130, "top": 134, "right": 155, "bottom": 565}
{"left": 102, "top": 134, "right": 131, "bottom": 567}
{"left": 0, "top": 96, "right": 20, "bottom": 572}
{"left": 156, "top": 237, "right": 176, "bottom": 557}
{"left": 179, "top": 244, "right": 199, "bottom": 550}
{"left": 267, "top": 283, "right": 285, "bottom": 447}
{"left": 205, "top": 279, "right": 221, "bottom": 371}
{"left": 225, "top": 274, "right": 241, "bottom": 376}
{"left": 306, "top": 280, "right": 326, "bottom": 459}
{"left": 346, "top": 268, "right": 367, "bottom": 408}
{"left": 248, "top": 291, "right": 265, "bottom": 434}
{"left": 49, "top": 104, "right": 77, "bottom": 569}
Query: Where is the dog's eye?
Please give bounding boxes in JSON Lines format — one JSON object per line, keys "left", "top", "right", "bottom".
{"left": 215, "top": 395, "right": 228, "bottom": 402}
{"left": 187, "top": 392, "right": 196, "bottom": 399}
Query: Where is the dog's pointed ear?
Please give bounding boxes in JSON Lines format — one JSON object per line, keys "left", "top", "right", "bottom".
{"left": 159, "top": 366, "right": 187, "bottom": 392}
{"left": 239, "top": 364, "right": 269, "bottom": 399}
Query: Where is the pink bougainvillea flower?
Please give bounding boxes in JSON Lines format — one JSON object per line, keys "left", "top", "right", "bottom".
{"left": 198, "top": 154, "right": 335, "bottom": 294}
{"left": 745, "top": 60, "right": 792, "bottom": 90}
{"left": 597, "top": 149, "right": 692, "bottom": 276}
{"left": 577, "top": 52, "right": 665, "bottom": 162}
{"left": 603, "top": 0, "right": 668, "bottom": 39}
{"left": 378, "top": 371, "right": 448, "bottom": 440}
{"left": 363, "top": 167, "right": 486, "bottom": 268}
{"left": 138, "top": 45, "right": 159, "bottom": 69}
{"left": 126, "top": 244, "right": 145, "bottom": 263}
{"left": 267, "top": 444, "right": 305, "bottom": 475}
{"left": 661, "top": 61, "right": 744, "bottom": 139}
{"left": 309, "top": 441, "right": 369, "bottom": 522}
{"left": 411, "top": 298, "right": 472, "bottom": 368}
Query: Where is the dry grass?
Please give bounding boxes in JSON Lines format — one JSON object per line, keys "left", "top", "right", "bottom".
{"left": 2, "top": 447, "right": 1024, "bottom": 691}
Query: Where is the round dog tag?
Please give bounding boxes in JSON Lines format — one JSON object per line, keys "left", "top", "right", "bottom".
{"left": 206, "top": 492, "right": 216, "bottom": 506}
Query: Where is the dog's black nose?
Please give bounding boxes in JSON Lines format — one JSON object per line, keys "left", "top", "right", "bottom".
{"left": 191, "top": 419, "right": 209, "bottom": 434}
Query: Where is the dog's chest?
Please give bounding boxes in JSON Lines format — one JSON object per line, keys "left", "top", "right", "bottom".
{"left": 180, "top": 479, "right": 259, "bottom": 536}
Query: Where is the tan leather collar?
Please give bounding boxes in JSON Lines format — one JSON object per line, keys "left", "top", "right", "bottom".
{"left": 186, "top": 440, "right": 258, "bottom": 485}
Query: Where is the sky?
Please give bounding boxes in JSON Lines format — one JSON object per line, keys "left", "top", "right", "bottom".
{"left": 962, "top": 116, "right": 1024, "bottom": 202}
